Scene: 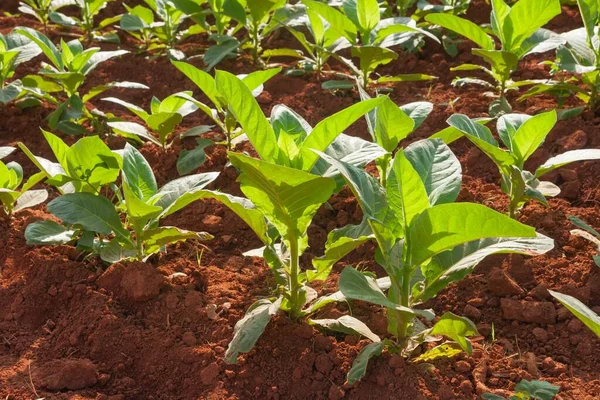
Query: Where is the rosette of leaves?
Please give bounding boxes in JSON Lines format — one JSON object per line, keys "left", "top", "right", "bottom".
{"left": 0, "top": 147, "right": 48, "bottom": 219}
{"left": 15, "top": 28, "right": 147, "bottom": 135}
{"left": 301, "top": 0, "right": 439, "bottom": 89}
{"left": 25, "top": 144, "right": 216, "bottom": 262}
{"left": 426, "top": 0, "right": 562, "bottom": 115}
{"left": 120, "top": 0, "right": 205, "bottom": 59}
{"left": 0, "top": 30, "right": 42, "bottom": 107}
{"left": 307, "top": 140, "right": 553, "bottom": 383}
{"left": 49, "top": 0, "right": 122, "bottom": 43}
{"left": 434, "top": 110, "right": 600, "bottom": 217}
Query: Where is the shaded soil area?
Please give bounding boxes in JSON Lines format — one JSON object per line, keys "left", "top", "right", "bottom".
{"left": 2, "top": 1, "right": 600, "bottom": 399}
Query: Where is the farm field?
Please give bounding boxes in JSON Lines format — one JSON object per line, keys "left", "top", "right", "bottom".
{"left": 1, "top": 0, "right": 600, "bottom": 399}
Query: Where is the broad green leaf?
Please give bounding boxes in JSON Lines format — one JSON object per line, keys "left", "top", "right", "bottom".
{"left": 472, "top": 49, "right": 518, "bottom": 78}
{"left": 14, "top": 189, "right": 48, "bottom": 212}
{"left": 203, "top": 39, "right": 240, "bottom": 71}
{"left": 24, "top": 220, "right": 75, "bottom": 245}
{"left": 535, "top": 149, "right": 600, "bottom": 177}
{"left": 154, "top": 172, "right": 220, "bottom": 214}
{"left": 400, "top": 102, "right": 434, "bottom": 130}
{"left": 361, "top": 91, "right": 414, "bottom": 152}
{"left": 65, "top": 136, "right": 122, "bottom": 190}
{"left": 224, "top": 297, "right": 282, "bottom": 364}
{"left": 14, "top": 27, "right": 63, "bottom": 69}
{"left": 171, "top": 60, "right": 221, "bottom": 107}
{"left": 514, "top": 380, "right": 561, "bottom": 400}
{"left": 302, "top": 0, "right": 357, "bottom": 43}
{"left": 510, "top": 110, "right": 557, "bottom": 163}
{"left": 404, "top": 139, "right": 462, "bottom": 205}
{"left": 47, "top": 193, "right": 131, "bottom": 243}
{"left": 576, "top": 0, "right": 599, "bottom": 42}
{"left": 299, "top": 97, "right": 384, "bottom": 171}
{"left": 143, "top": 226, "right": 212, "bottom": 254}
{"left": 413, "top": 343, "right": 463, "bottom": 362}
{"left": 387, "top": 151, "right": 430, "bottom": 228}
{"left": 419, "top": 234, "right": 553, "bottom": 302}
{"left": 352, "top": 46, "right": 398, "bottom": 76}
{"left": 430, "top": 312, "right": 478, "bottom": 354}
{"left": 549, "top": 290, "right": 600, "bottom": 338}
{"left": 215, "top": 70, "right": 278, "bottom": 162}
{"left": 425, "top": 14, "right": 494, "bottom": 50}
{"left": 122, "top": 181, "right": 162, "bottom": 222}
{"left": 408, "top": 203, "right": 536, "bottom": 266}
{"left": 357, "top": 0, "right": 380, "bottom": 33}
{"left": 310, "top": 315, "right": 380, "bottom": 342}
{"left": 347, "top": 342, "right": 384, "bottom": 384}
{"left": 41, "top": 129, "right": 69, "bottom": 171}
{"left": 430, "top": 118, "right": 492, "bottom": 145}
{"left": 504, "top": 0, "right": 561, "bottom": 51}
{"left": 228, "top": 152, "right": 336, "bottom": 238}
{"left": 122, "top": 143, "right": 157, "bottom": 201}
{"left": 241, "top": 67, "right": 281, "bottom": 93}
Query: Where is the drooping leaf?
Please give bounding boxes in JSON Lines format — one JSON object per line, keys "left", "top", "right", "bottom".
{"left": 346, "top": 342, "right": 384, "bottom": 384}
{"left": 310, "top": 315, "right": 380, "bottom": 342}
{"left": 549, "top": 290, "right": 600, "bottom": 338}
{"left": 24, "top": 220, "right": 75, "bottom": 245}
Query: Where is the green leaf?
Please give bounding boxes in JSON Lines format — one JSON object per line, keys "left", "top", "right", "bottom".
{"left": 509, "top": 110, "right": 557, "bottom": 163}
{"left": 408, "top": 203, "right": 536, "bottom": 266}
{"left": 153, "top": 172, "right": 220, "bottom": 215}
{"left": 215, "top": 70, "right": 278, "bottom": 162}
{"left": 310, "top": 315, "right": 380, "bottom": 342}
{"left": 413, "top": 343, "right": 463, "bottom": 362}
{"left": 347, "top": 342, "right": 384, "bottom": 384}
{"left": 430, "top": 312, "right": 478, "bottom": 354}
{"left": 361, "top": 90, "right": 414, "bottom": 152}
{"left": 241, "top": 67, "right": 281, "bottom": 93}
{"left": 65, "top": 136, "right": 122, "bottom": 191}
{"left": 535, "top": 149, "right": 600, "bottom": 177}
{"left": 176, "top": 138, "right": 212, "bottom": 176}
{"left": 425, "top": 14, "right": 494, "bottom": 50}
{"left": 404, "top": 139, "right": 462, "bottom": 205}
{"left": 171, "top": 60, "right": 221, "bottom": 107}
{"left": 228, "top": 152, "right": 336, "bottom": 239}
{"left": 504, "top": 0, "right": 561, "bottom": 52}
{"left": 122, "top": 143, "right": 157, "bottom": 201}
{"left": 514, "top": 379, "right": 560, "bottom": 400}
{"left": 576, "top": 0, "right": 599, "bottom": 42}
{"left": 122, "top": 181, "right": 162, "bottom": 223}
{"left": 302, "top": 0, "right": 357, "bottom": 43}
{"left": 224, "top": 297, "right": 282, "bottom": 364}
{"left": 143, "top": 226, "right": 212, "bottom": 254}
{"left": 352, "top": 46, "right": 398, "bottom": 77}
{"left": 203, "top": 39, "right": 240, "bottom": 71}
{"left": 299, "top": 97, "right": 384, "bottom": 171}
{"left": 25, "top": 220, "right": 75, "bottom": 245}
{"left": 472, "top": 49, "right": 518, "bottom": 79}
{"left": 549, "top": 290, "right": 600, "bottom": 338}
{"left": 14, "top": 189, "right": 48, "bottom": 212}
{"left": 356, "top": 0, "right": 380, "bottom": 33}
{"left": 309, "top": 218, "right": 373, "bottom": 282}
{"left": 47, "top": 193, "right": 131, "bottom": 243}
{"left": 14, "top": 27, "right": 63, "bottom": 69}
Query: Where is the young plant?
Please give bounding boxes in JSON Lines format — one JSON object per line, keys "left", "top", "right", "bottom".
{"left": 425, "top": 0, "right": 562, "bottom": 115}
{"left": 0, "top": 147, "right": 48, "bottom": 219}
{"left": 521, "top": 0, "right": 600, "bottom": 113}
{"left": 482, "top": 379, "right": 560, "bottom": 400}
{"left": 120, "top": 0, "right": 204, "bottom": 59}
{"left": 25, "top": 144, "right": 215, "bottom": 262}
{"left": 310, "top": 141, "right": 553, "bottom": 382}
{"left": 436, "top": 110, "right": 600, "bottom": 218}
{"left": 302, "top": 0, "right": 439, "bottom": 89}
{"left": 171, "top": 61, "right": 281, "bottom": 150}
{"left": 0, "top": 30, "right": 42, "bottom": 107}
{"left": 103, "top": 91, "right": 197, "bottom": 150}
{"left": 49, "top": 0, "right": 122, "bottom": 43}
{"left": 15, "top": 27, "right": 147, "bottom": 135}
{"left": 18, "top": 0, "right": 73, "bottom": 33}
{"left": 218, "top": 153, "right": 337, "bottom": 363}
{"left": 19, "top": 130, "right": 123, "bottom": 196}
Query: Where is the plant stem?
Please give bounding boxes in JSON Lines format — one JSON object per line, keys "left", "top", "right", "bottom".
{"left": 288, "top": 238, "right": 302, "bottom": 320}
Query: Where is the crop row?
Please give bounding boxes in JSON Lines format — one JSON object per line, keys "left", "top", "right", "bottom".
{"left": 2, "top": 0, "right": 600, "bottom": 397}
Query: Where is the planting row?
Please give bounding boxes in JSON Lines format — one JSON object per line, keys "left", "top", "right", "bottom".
{"left": 1, "top": 0, "right": 600, "bottom": 395}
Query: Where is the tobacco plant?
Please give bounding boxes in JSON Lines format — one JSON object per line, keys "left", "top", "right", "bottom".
{"left": 120, "top": 0, "right": 204, "bottom": 59}
{"left": 521, "top": 0, "right": 600, "bottom": 113}
{"left": 311, "top": 143, "right": 553, "bottom": 382}
{"left": 0, "top": 30, "right": 42, "bottom": 107}
{"left": 15, "top": 28, "right": 147, "bottom": 134}
{"left": 426, "top": 0, "right": 562, "bottom": 115}
{"left": 0, "top": 147, "right": 48, "bottom": 219}
{"left": 49, "top": 0, "right": 121, "bottom": 43}
{"left": 25, "top": 143, "right": 215, "bottom": 262}
{"left": 436, "top": 110, "right": 600, "bottom": 218}
{"left": 103, "top": 91, "right": 197, "bottom": 149}
{"left": 18, "top": 0, "right": 73, "bottom": 33}
{"left": 298, "top": 0, "right": 438, "bottom": 89}
{"left": 482, "top": 380, "right": 560, "bottom": 400}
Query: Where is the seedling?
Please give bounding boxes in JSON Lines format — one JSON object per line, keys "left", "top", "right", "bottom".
{"left": 25, "top": 144, "right": 216, "bottom": 262}
{"left": 310, "top": 141, "right": 553, "bottom": 383}
{"left": 426, "top": 0, "right": 562, "bottom": 115}
{"left": 436, "top": 110, "right": 600, "bottom": 217}
{"left": 0, "top": 30, "right": 41, "bottom": 107}
{"left": 18, "top": 0, "right": 72, "bottom": 33}
{"left": 0, "top": 147, "right": 47, "bottom": 219}
{"left": 15, "top": 27, "right": 147, "bottom": 135}
{"left": 49, "top": 0, "right": 122, "bottom": 43}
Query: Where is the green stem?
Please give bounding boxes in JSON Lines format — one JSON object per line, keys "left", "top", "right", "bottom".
{"left": 288, "top": 238, "right": 302, "bottom": 320}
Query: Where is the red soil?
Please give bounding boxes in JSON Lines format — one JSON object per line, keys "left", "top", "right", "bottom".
{"left": 1, "top": 1, "right": 600, "bottom": 399}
